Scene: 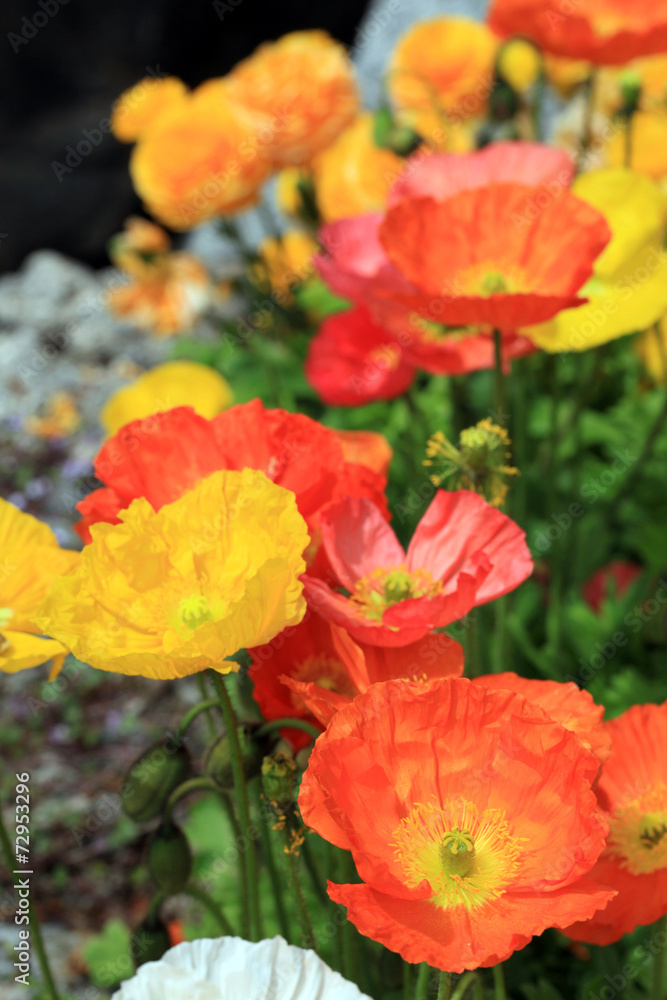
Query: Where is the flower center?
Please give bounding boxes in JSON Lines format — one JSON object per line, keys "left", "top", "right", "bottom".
{"left": 368, "top": 344, "right": 401, "bottom": 371}
{"left": 480, "top": 271, "right": 509, "bottom": 295}
{"left": 178, "top": 595, "right": 213, "bottom": 631}
{"left": 350, "top": 564, "right": 442, "bottom": 622}
{"left": 289, "top": 653, "right": 358, "bottom": 711}
{"left": 0, "top": 608, "right": 13, "bottom": 628}
{"left": 392, "top": 799, "right": 525, "bottom": 911}
{"left": 408, "top": 314, "right": 481, "bottom": 343}
{"left": 607, "top": 784, "right": 667, "bottom": 875}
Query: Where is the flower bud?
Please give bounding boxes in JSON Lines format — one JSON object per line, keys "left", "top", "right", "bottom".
{"left": 131, "top": 915, "right": 171, "bottom": 968}
{"left": 261, "top": 751, "right": 297, "bottom": 811}
{"left": 619, "top": 70, "right": 642, "bottom": 115}
{"left": 204, "top": 727, "right": 263, "bottom": 788}
{"left": 121, "top": 740, "right": 190, "bottom": 822}
{"left": 497, "top": 38, "right": 542, "bottom": 93}
{"left": 148, "top": 820, "right": 192, "bottom": 893}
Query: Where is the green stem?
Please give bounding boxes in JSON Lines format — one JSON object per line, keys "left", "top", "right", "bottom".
{"left": 493, "top": 329, "right": 507, "bottom": 427}
{"left": 178, "top": 699, "right": 220, "bottom": 737}
{"left": 220, "top": 789, "right": 250, "bottom": 939}
{"left": 403, "top": 962, "right": 413, "bottom": 1000}
{"left": 300, "top": 833, "right": 330, "bottom": 906}
{"left": 438, "top": 971, "right": 453, "bottom": 1000}
{"left": 283, "top": 826, "right": 318, "bottom": 953}
{"left": 493, "top": 964, "right": 507, "bottom": 1000}
{"left": 613, "top": 390, "right": 667, "bottom": 505}
{"left": 0, "top": 807, "right": 60, "bottom": 1000}
{"left": 451, "top": 972, "right": 483, "bottom": 1000}
{"left": 624, "top": 110, "right": 634, "bottom": 169}
{"left": 182, "top": 884, "right": 235, "bottom": 936}
{"left": 209, "top": 670, "right": 261, "bottom": 941}
{"left": 164, "top": 777, "right": 219, "bottom": 819}
{"left": 492, "top": 596, "right": 508, "bottom": 674}
{"left": 256, "top": 718, "right": 322, "bottom": 742}
{"left": 415, "top": 962, "right": 431, "bottom": 999}
{"left": 653, "top": 913, "right": 667, "bottom": 1000}
{"left": 577, "top": 70, "right": 597, "bottom": 171}
{"left": 197, "top": 673, "right": 218, "bottom": 740}
{"left": 256, "top": 792, "right": 291, "bottom": 941}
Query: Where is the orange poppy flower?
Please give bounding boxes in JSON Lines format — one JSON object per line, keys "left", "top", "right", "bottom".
{"left": 472, "top": 673, "right": 611, "bottom": 763}
{"left": 249, "top": 614, "right": 463, "bottom": 748}
{"left": 299, "top": 678, "right": 613, "bottom": 972}
{"left": 130, "top": 82, "right": 270, "bottom": 230}
{"left": 488, "top": 0, "right": 667, "bottom": 66}
{"left": 333, "top": 430, "right": 393, "bottom": 479}
{"left": 226, "top": 31, "right": 359, "bottom": 167}
{"left": 566, "top": 701, "right": 667, "bottom": 944}
{"left": 378, "top": 183, "right": 610, "bottom": 329}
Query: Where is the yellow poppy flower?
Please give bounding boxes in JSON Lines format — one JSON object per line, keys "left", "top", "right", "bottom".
{"left": 389, "top": 18, "right": 498, "bottom": 136}
{"left": 497, "top": 39, "right": 542, "bottom": 93}
{"left": 257, "top": 231, "right": 319, "bottom": 303}
{"left": 525, "top": 169, "right": 667, "bottom": 352}
{"left": 100, "top": 361, "right": 233, "bottom": 437}
{"left": 636, "top": 318, "right": 667, "bottom": 383}
{"left": 111, "top": 76, "right": 188, "bottom": 143}
{"left": 312, "top": 114, "right": 405, "bottom": 222}
{"left": 34, "top": 470, "right": 309, "bottom": 680}
{"left": 0, "top": 499, "right": 78, "bottom": 675}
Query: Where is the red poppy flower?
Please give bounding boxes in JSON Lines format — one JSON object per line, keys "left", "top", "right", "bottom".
{"left": 299, "top": 678, "right": 613, "bottom": 972}
{"left": 472, "top": 673, "right": 611, "bottom": 764}
{"left": 316, "top": 142, "right": 609, "bottom": 338}
{"left": 305, "top": 305, "right": 416, "bottom": 405}
{"left": 249, "top": 614, "right": 463, "bottom": 748}
{"left": 303, "top": 490, "right": 533, "bottom": 647}
{"left": 75, "top": 401, "right": 388, "bottom": 543}
{"left": 565, "top": 701, "right": 667, "bottom": 944}
{"left": 582, "top": 561, "right": 643, "bottom": 614}
{"left": 489, "top": 0, "right": 667, "bottom": 66}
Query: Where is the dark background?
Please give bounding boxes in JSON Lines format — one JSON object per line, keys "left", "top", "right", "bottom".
{"left": 0, "top": 0, "right": 370, "bottom": 273}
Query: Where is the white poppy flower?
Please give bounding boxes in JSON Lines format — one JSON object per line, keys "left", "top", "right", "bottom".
{"left": 111, "top": 935, "right": 373, "bottom": 1000}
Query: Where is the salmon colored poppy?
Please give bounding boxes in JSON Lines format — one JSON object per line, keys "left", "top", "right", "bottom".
{"left": 317, "top": 142, "right": 607, "bottom": 335}
{"left": 311, "top": 114, "right": 405, "bottom": 222}
{"left": 75, "top": 402, "right": 388, "bottom": 545}
{"left": 299, "top": 678, "right": 613, "bottom": 971}
{"left": 565, "top": 701, "right": 667, "bottom": 944}
{"left": 582, "top": 561, "right": 643, "bottom": 614}
{"left": 488, "top": 0, "right": 667, "bottom": 66}
{"left": 226, "top": 31, "right": 359, "bottom": 167}
{"left": 472, "top": 673, "right": 612, "bottom": 763}
{"left": 305, "top": 306, "right": 416, "bottom": 406}
{"left": 303, "top": 490, "right": 533, "bottom": 647}
{"left": 250, "top": 615, "right": 463, "bottom": 747}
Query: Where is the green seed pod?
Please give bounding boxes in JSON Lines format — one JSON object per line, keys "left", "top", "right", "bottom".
{"left": 131, "top": 916, "right": 171, "bottom": 968}
{"left": 261, "top": 751, "right": 297, "bottom": 811}
{"left": 489, "top": 80, "right": 520, "bottom": 122}
{"left": 121, "top": 740, "right": 191, "bottom": 822}
{"left": 148, "top": 820, "right": 192, "bottom": 893}
{"left": 204, "top": 727, "right": 263, "bottom": 788}
{"left": 619, "top": 70, "right": 642, "bottom": 115}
